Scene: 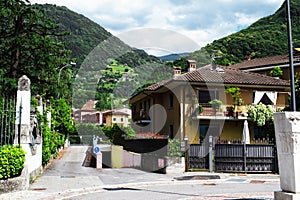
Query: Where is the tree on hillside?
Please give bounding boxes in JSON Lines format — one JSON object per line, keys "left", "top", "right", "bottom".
{"left": 0, "top": 0, "right": 72, "bottom": 98}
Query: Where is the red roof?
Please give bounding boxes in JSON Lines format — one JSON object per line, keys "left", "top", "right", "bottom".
{"left": 231, "top": 54, "right": 300, "bottom": 70}
{"left": 81, "top": 100, "right": 98, "bottom": 110}
{"left": 144, "top": 65, "right": 290, "bottom": 91}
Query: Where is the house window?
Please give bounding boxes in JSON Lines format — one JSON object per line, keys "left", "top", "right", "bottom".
{"left": 169, "top": 124, "right": 174, "bottom": 139}
{"left": 113, "top": 118, "right": 116, "bottom": 122}
{"left": 199, "top": 124, "right": 209, "bottom": 141}
{"left": 259, "top": 94, "right": 273, "bottom": 105}
{"left": 121, "top": 118, "right": 123, "bottom": 122}
{"left": 198, "top": 90, "right": 219, "bottom": 104}
{"left": 199, "top": 123, "right": 220, "bottom": 142}
{"left": 169, "top": 93, "right": 174, "bottom": 108}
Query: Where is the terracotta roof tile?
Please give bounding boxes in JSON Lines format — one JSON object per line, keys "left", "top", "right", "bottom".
{"left": 231, "top": 54, "right": 300, "bottom": 70}
{"left": 81, "top": 100, "right": 98, "bottom": 110}
{"left": 144, "top": 65, "right": 290, "bottom": 91}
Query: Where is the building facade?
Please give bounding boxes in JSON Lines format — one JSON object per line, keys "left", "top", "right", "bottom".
{"left": 129, "top": 63, "right": 290, "bottom": 145}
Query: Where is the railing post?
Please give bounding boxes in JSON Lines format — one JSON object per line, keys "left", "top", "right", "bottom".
{"left": 209, "top": 136, "right": 213, "bottom": 173}
{"left": 243, "top": 142, "right": 247, "bottom": 172}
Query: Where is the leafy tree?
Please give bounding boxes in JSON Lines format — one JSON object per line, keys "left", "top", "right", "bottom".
{"left": 269, "top": 66, "right": 283, "bottom": 78}
{"left": 173, "top": 58, "right": 189, "bottom": 72}
{"left": 226, "top": 87, "right": 243, "bottom": 112}
{"left": 95, "top": 93, "right": 113, "bottom": 110}
{"left": 0, "top": 0, "right": 72, "bottom": 98}
{"left": 50, "top": 98, "right": 75, "bottom": 137}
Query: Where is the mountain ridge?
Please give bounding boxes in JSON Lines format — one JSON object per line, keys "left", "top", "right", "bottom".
{"left": 185, "top": 0, "right": 300, "bottom": 66}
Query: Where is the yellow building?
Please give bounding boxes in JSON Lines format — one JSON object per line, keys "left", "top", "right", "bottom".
{"left": 129, "top": 62, "right": 290, "bottom": 145}
{"left": 102, "top": 108, "right": 131, "bottom": 127}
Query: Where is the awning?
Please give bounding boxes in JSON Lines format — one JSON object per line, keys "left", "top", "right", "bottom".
{"left": 253, "top": 91, "right": 277, "bottom": 105}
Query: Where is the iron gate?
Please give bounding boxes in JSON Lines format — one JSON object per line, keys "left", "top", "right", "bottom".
{"left": 214, "top": 144, "right": 278, "bottom": 173}
{"left": 188, "top": 144, "right": 209, "bottom": 169}
{"left": 0, "top": 97, "right": 17, "bottom": 147}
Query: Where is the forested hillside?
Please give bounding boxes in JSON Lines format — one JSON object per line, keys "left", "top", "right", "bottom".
{"left": 187, "top": 0, "right": 300, "bottom": 66}
{"left": 39, "top": 4, "right": 161, "bottom": 66}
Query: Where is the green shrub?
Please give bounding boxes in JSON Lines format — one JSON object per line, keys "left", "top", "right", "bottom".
{"left": 0, "top": 145, "right": 26, "bottom": 180}
{"left": 76, "top": 123, "right": 109, "bottom": 144}
{"left": 34, "top": 98, "right": 74, "bottom": 166}
{"left": 168, "top": 139, "right": 183, "bottom": 157}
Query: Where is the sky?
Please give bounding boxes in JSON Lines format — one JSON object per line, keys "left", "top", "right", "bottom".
{"left": 30, "top": 0, "right": 284, "bottom": 56}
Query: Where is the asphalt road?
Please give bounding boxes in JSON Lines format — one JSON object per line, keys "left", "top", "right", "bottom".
{"left": 0, "top": 145, "right": 280, "bottom": 200}
{"left": 63, "top": 178, "right": 278, "bottom": 200}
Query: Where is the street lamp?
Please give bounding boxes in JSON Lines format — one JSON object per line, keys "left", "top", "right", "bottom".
{"left": 286, "top": 0, "right": 296, "bottom": 111}
{"left": 58, "top": 62, "right": 76, "bottom": 98}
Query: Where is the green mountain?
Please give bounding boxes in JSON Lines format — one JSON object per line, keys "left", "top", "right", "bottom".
{"left": 39, "top": 4, "right": 161, "bottom": 66}
{"left": 187, "top": 0, "right": 300, "bottom": 66}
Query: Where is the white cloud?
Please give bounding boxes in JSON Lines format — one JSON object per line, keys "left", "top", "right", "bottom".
{"left": 30, "top": 0, "right": 284, "bottom": 55}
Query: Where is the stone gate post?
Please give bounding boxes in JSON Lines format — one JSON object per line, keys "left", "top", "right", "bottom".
{"left": 15, "top": 75, "right": 42, "bottom": 182}
{"left": 274, "top": 112, "right": 300, "bottom": 199}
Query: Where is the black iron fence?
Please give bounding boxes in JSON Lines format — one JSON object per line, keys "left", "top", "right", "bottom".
{"left": 0, "top": 97, "right": 16, "bottom": 147}
{"left": 188, "top": 144, "right": 209, "bottom": 169}
{"left": 188, "top": 142, "right": 278, "bottom": 173}
{"left": 214, "top": 144, "right": 278, "bottom": 173}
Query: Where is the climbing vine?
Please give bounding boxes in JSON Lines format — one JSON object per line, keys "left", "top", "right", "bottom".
{"left": 247, "top": 103, "right": 275, "bottom": 126}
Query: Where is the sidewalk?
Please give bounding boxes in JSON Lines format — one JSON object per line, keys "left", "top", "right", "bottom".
{"left": 0, "top": 146, "right": 280, "bottom": 200}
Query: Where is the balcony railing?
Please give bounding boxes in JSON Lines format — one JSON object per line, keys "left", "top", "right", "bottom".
{"left": 198, "top": 103, "right": 247, "bottom": 118}
{"left": 132, "top": 109, "right": 150, "bottom": 122}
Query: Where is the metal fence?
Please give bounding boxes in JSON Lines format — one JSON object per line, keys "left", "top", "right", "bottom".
{"left": 0, "top": 97, "right": 16, "bottom": 147}
{"left": 188, "top": 143, "right": 278, "bottom": 173}
{"left": 214, "top": 144, "right": 278, "bottom": 173}
{"left": 188, "top": 144, "right": 209, "bottom": 169}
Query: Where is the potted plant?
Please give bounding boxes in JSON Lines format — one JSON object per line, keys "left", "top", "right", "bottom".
{"left": 198, "top": 104, "right": 204, "bottom": 114}
{"left": 209, "top": 99, "right": 223, "bottom": 113}
{"left": 226, "top": 87, "right": 243, "bottom": 117}
{"left": 226, "top": 106, "right": 234, "bottom": 117}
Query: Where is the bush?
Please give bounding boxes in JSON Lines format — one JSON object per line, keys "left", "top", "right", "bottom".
{"left": 76, "top": 123, "right": 109, "bottom": 144}
{"left": 168, "top": 139, "right": 183, "bottom": 157}
{"left": 0, "top": 145, "right": 26, "bottom": 180}
{"left": 101, "top": 125, "right": 135, "bottom": 144}
{"left": 34, "top": 98, "right": 74, "bottom": 166}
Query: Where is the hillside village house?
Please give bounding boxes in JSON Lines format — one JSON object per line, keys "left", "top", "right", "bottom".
{"left": 74, "top": 100, "right": 131, "bottom": 127}
{"left": 231, "top": 48, "right": 300, "bottom": 80}
{"left": 129, "top": 61, "right": 290, "bottom": 145}
{"left": 102, "top": 108, "right": 131, "bottom": 127}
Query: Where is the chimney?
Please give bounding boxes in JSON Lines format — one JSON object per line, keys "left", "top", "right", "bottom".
{"left": 187, "top": 60, "right": 196, "bottom": 72}
{"left": 245, "top": 56, "right": 251, "bottom": 61}
{"left": 173, "top": 66, "right": 181, "bottom": 78}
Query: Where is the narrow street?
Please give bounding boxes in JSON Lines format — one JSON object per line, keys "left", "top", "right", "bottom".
{"left": 0, "top": 146, "right": 280, "bottom": 200}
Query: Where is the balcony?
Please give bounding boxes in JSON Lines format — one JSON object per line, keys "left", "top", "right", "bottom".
{"left": 197, "top": 103, "right": 248, "bottom": 120}
{"left": 132, "top": 109, "right": 151, "bottom": 123}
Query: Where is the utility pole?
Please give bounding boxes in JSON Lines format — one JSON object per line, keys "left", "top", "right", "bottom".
{"left": 286, "top": 0, "right": 296, "bottom": 111}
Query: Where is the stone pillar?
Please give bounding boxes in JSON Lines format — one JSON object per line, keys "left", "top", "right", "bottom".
{"left": 274, "top": 112, "right": 300, "bottom": 199}
{"left": 15, "top": 75, "right": 42, "bottom": 182}
{"left": 15, "top": 75, "right": 31, "bottom": 144}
